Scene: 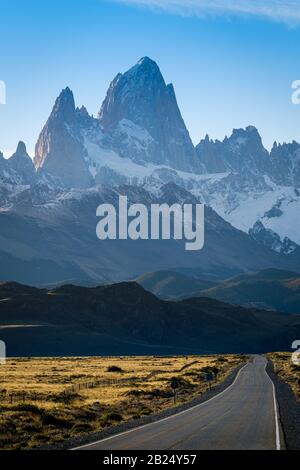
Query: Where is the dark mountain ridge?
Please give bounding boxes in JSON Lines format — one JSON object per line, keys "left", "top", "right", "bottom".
{"left": 0, "top": 280, "right": 299, "bottom": 356}
{"left": 136, "top": 268, "right": 300, "bottom": 315}
{"left": 201, "top": 268, "right": 300, "bottom": 314}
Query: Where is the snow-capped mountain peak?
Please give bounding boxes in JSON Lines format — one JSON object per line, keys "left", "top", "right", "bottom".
{"left": 196, "top": 125, "right": 269, "bottom": 175}
{"left": 33, "top": 57, "right": 200, "bottom": 187}
{"left": 249, "top": 220, "right": 299, "bottom": 255}
{"left": 98, "top": 57, "right": 197, "bottom": 171}
{"left": 34, "top": 86, "right": 93, "bottom": 189}
{"left": 98, "top": 56, "right": 167, "bottom": 130}
{"left": 3, "top": 57, "right": 299, "bottom": 259}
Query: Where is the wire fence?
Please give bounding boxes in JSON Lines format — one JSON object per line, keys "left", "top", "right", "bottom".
{"left": 0, "top": 360, "right": 206, "bottom": 404}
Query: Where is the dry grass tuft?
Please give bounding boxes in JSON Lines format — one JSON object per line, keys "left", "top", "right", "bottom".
{"left": 268, "top": 352, "right": 300, "bottom": 401}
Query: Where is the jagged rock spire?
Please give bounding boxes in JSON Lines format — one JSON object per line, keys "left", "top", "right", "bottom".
{"left": 9, "top": 141, "right": 36, "bottom": 185}
{"left": 98, "top": 57, "right": 197, "bottom": 171}
{"left": 34, "top": 87, "right": 93, "bottom": 189}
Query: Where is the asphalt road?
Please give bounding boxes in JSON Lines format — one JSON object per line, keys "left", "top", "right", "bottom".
{"left": 75, "top": 356, "right": 281, "bottom": 450}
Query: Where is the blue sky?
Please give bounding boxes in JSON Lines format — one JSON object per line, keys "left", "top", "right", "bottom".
{"left": 0, "top": 0, "right": 299, "bottom": 157}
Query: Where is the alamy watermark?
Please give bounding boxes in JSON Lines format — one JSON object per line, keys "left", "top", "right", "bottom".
{"left": 0, "top": 81, "right": 6, "bottom": 105}
{"left": 291, "top": 340, "right": 300, "bottom": 366}
{"left": 0, "top": 340, "right": 6, "bottom": 365}
{"left": 291, "top": 80, "right": 300, "bottom": 105}
{"left": 96, "top": 196, "right": 205, "bottom": 251}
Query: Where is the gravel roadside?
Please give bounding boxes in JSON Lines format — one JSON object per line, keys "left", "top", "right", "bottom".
{"left": 266, "top": 360, "right": 300, "bottom": 450}
{"left": 40, "top": 362, "right": 246, "bottom": 450}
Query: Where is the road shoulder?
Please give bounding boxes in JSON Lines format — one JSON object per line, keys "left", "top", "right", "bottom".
{"left": 266, "top": 360, "right": 300, "bottom": 450}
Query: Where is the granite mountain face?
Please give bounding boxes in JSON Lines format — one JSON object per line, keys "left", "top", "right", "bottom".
{"left": 270, "top": 140, "right": 300, "bottom": 186}
{"left": 0, "top": 142, "right": 36, "bottom": 186}
{"left": 196, "top": 126, "right": 270, "bottom": 175}
{"left": 34, "top": 57, "right": 199, "bottom": 191}
{"left": 8, "top": 141, "right": 36, "bottom": 185}
{"left": 33, "top": 57, "right": 300, "bottom": 194}
{"left": 248, "top": 221, "right": 299, "bottom": 256}
{"left": 98, "top": 57, "right": 198, "bottom": 171}
{"left": 34, "top": 87, "right": 94, "bottom": 189}
{"left": 1, "top": 57, "right": 300, "bottom": 286}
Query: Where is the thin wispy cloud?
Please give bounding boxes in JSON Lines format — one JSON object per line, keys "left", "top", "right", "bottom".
{"left": 115, "top": 0, "right": 300, "bottom": 25}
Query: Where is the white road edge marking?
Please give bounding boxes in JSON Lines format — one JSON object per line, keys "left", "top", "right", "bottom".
{"left": 264, "top": 362, "right": 281, "bottom": 451}
{"left": 72, "top": 361, "right": 250, "bottom": 450}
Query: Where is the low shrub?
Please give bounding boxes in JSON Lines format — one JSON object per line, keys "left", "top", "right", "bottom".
{"left": 146, "top": 388, "right": 173, "bottom": 398}
{"left": 0, "top": 418, "right": 16, "bottom": 433}
{"left": 106, "top": 366, "right": 124, "bottom": 373}
{"left": 50, "top": 392, "right": 81, "bottom": 404}
{"left": 12, "top": 403, "right": 43, "bottom": 416}
{"left": 124, "top": 389, "right": 144, "bottom": 397}
{"left": 71, "top": 422, "right": 93, "bottom": 433}
{"left": 138, "top": 406, "right": 152, "bottom": 416}
{"left": 42, "top": 413, "right": 72, "bottom": 429}
{"left": 22, "top": 423, "right": 41, "bottom": 433}
{"left": 100, "top": 412, "right": 123, "bottom": 426}
{"left": 215, "top": 357, "right": 228, "bottom": 363}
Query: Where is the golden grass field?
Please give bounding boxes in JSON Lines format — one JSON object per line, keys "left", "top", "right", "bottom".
{"left": 268, "top": 352, "right": 300, "bottom": 401}
{"left": 0, "top": 354, "right": 245, "bottom": 450}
